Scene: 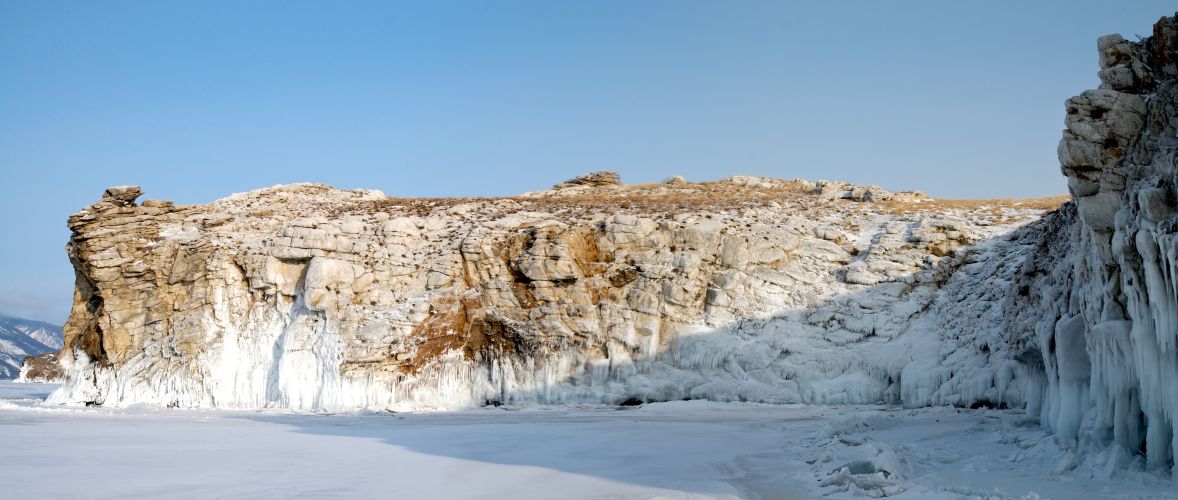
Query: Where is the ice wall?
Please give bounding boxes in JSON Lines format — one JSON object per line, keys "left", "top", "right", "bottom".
{"left": 993, "top": 15, "right": 1178, "bottom": 472}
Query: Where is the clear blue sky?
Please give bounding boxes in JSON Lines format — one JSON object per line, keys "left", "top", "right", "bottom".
{"left": 1, "top": 1, "right": 1174, "bottom": 323}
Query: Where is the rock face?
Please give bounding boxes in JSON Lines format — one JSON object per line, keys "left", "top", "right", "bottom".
{"left": 43, "top": 12, "right": 1178, "bottom": 474}
{"left": 551, "top": 171, "right": 623, "bottom": 191}
{"left": 1006, "top": 13, "right": 1178, "bottom": 472}
{"left": 17, "top": 352, "right": 62, "bottom": 383}
{"left": 48, "top": 176, "right": 1061, "bottom": 411}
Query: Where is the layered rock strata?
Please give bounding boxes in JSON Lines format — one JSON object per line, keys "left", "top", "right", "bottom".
{"left": 50, "top": 177, "right": 1058, "bottom": 412}
{"left": 1007, "top": 14, "right": 1178, "bottom": 471}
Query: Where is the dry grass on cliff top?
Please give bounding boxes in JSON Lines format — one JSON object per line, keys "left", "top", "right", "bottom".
{"left": 334, "top": 181, "right": 1069, "bottom": 218}
{"left": 341, "top": 181, "right": 816, "bottom": 216}
{"left": 878, "top": 195, "right": 1070, "bottom": 216}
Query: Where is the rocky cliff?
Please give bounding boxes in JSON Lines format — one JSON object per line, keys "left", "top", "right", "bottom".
{"left": 48, "top": 174, "right": 1061, "bottom": 412}
{"left": 1007, "top": 14, "right": 1178, "bottom": 472}
{"left": 45, "top": 12, "right": 1178, "bottom": 474}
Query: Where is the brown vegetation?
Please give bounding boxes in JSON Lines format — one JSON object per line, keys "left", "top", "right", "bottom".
{"left": 878, "top": 196, "right": 1070, "bottom": 221}
{"left": 329, "top": 181, "right": 1069, "bottom": 222}
{"left": 330, "top": 180, "right": 822, "bottom": 217}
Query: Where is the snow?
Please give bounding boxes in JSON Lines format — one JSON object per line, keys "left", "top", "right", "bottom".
{"left": 4, "top": 382, "right": 1174, "bottom": 499}
{"left": 0, "top": 315, "right": 62, "bottom": 378}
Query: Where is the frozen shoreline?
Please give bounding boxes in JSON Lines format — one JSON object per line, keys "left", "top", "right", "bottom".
{"left": 3, "top": 381, "right": 1174, "bottom": 499}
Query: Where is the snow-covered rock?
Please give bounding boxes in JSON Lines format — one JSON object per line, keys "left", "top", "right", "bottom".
{"left": 16, "top": 352, "right": 62, "bottom": 383}
{"left": 47, "top": 174, "right": 1058, "bottom": 414}
{"left": 995, "top": 13, "right": 1178, "bottom": 473}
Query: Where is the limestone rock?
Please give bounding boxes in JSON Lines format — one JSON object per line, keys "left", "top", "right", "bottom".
{"left": 813, "top": 180, "right": 927, "bottom": 203}
{"left": 141, "top": 199, "right": 174, "bottom": 208}
{"left": 553, "top": 171, "right": 622, "bottom": 190}
{"left": 1021, "top": 11, "right": 1178, "bottom": 472}
{"left": 17, "top": 352, "right": 62, "bottom": 383}
{"left": 48, "top": 173, "right": 1054, "bottom": 411}
{"left": 663, "top": 175, "right": 687, "bottom": 185}
{"left": 103, "top": 185, "right": 142, "bottom": 205}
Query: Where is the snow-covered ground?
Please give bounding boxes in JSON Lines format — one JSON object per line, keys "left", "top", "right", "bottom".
{"left": 0, "top": 382, "right": 1172, "bottom": 500}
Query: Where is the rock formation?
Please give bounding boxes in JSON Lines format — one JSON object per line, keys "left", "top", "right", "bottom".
{"left": 1005, "top": 14, "right": 1178, "bottom": 472}
{"left": 551, "top": 171, "right": 623, "bottom": 190}
{"left": 17, "top": 352, "right": 63, "bottom": 383}
{"left": 42, "top": 11, "right": 1178, "bottom": 475}
{"left": 48, "top": 173, "right": 1059, "bottom": 412}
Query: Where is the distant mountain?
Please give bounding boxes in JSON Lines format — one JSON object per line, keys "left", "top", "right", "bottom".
{"left": 0, "top": 314, "right": 63, "bottom": 379}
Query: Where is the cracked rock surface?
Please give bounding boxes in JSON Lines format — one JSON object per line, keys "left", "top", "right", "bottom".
{"left": 50, "top": 174, "right": 1059, "bottom": 412}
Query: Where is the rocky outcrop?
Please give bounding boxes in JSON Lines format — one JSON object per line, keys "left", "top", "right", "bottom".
{"left": 552, "top": 171, "right": 623, "bottom": 190}
{"left": 990, "top": 13, "right": 1178, "bottom": 473}
{"left": 17, "top": 352, "right": 62, "bottom": 383}
{"left": 812, "top": 180, "right": 928, "bottom": 203}
{"left": 48, "top": 175, "right": 1056, "bottom": 411}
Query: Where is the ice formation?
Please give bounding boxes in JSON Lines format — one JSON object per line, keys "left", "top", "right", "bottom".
{"left": 42, "top": 13, "right": 1178, "bottom": 475}
{"left": 995, "top": 18, "right": 1178, "bottom": 473}
{"left": 48, "top": 178, "right": 1049, "bottom": 412}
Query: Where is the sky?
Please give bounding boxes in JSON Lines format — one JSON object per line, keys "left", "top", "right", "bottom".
{"left": 1, "top": 1, "right": 1175, "bottom": 323}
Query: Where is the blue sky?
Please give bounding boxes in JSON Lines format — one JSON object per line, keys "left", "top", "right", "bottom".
{"left": 1, "top": 1, "right": 1174, "bottom": 323}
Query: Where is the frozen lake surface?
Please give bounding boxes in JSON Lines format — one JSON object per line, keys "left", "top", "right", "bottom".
{"left": 0, "top": 381, "right": 1172, "bottom": 499}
